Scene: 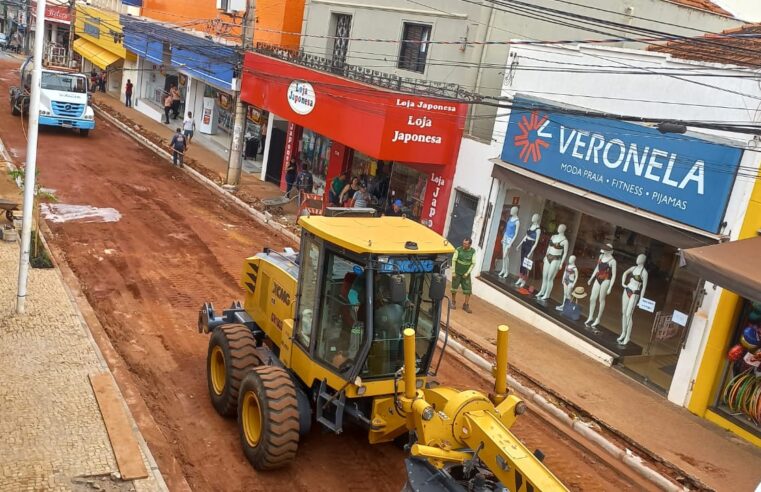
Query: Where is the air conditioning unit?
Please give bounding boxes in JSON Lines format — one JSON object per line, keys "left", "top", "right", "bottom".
{"left": 216, "top": 0, "right": 246, "bottom": 13}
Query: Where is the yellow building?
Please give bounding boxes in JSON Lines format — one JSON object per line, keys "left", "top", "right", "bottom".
{"left": 684, "top": 175, "right": 761, "bottom": 447}
{"left": 73, "top": 5, "right": 136, "bottom": 96}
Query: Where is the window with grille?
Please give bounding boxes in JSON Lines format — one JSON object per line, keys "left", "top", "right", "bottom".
{"left": 331, "top": 14, "right": 352, "bottom": 66}
{"left": 398, "top": 23, "right": 431, "bottom": 73}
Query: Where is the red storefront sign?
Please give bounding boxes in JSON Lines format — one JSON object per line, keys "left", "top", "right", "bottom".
{"left": 241, "top": 52, "right": 466, "bottom": 166}
{"left": 32, "top": 3, "right": 72, "bottom": 24}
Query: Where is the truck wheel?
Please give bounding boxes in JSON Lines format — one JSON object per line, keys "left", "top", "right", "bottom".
{"left": 238, "top": 366, "right": 300, "bottom": 470}
{"left": 207, "top": 324, "right": 260, "bottom": 417}
{"left": 79, "top": 129, "right": 90, "bottom": 137}
{"left": 11, "top": 105, "right": 20, "bottom": 116}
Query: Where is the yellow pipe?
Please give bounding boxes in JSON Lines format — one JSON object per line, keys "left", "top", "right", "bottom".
{"left": 493, "top": 325, "right": 509, "bottom": 404}
{"left": 403, "top": 328, "right": 417, "bottom": 400}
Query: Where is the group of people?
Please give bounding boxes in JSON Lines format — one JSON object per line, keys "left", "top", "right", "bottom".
{"left": 163, "top": 85, "right": 182, "bottom": 124}
{"left": 90, "top": 69, "right": 108, "bottom": 93}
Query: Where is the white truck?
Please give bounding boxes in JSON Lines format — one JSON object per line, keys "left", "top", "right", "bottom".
{"left": 9, "top": 57, "right": 95, "bottom": 136}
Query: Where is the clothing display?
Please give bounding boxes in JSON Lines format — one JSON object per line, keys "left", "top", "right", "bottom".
{"left": 503, "top": 216, "right": 519, "bottom": 243}
{"left": 595, "top": 260, "right": 613, "bottom": 282}
{"left": 519, "top": 227, "right": 539, "bottom": 276}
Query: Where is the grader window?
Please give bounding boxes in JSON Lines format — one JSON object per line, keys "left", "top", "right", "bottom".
{"left": 295, "top": 237, "right": 321, "bottom": 348}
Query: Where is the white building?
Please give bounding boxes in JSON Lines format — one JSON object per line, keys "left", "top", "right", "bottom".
{"left": 444, "top": 43, "right": 761, "bottom": 407}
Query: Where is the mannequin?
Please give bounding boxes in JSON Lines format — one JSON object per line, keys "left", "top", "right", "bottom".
{"left": 618, "top": 254, "right": 648, "bottom": 345}
{"left": 499, "top": 207, "right": 520, "bottom": 278}
{"left": 555, "top": 255, "right": 578, "bottom": 312}
{"left": 537, "top": 224, "right": 569, "bottom": 301}
{"left": 515, "top": 213, "right": 541, "bottom": 289}
{"left": 585, "top": 244, "right": 617, "bottom": 328}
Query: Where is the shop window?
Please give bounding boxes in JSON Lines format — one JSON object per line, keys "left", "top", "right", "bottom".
{"left": 295, "top": 236, "right": 321, "bottom": 348}
{"left": 398, "top": 23, "right": 431, "bottom": 73}
{"left": 714, "top": 300, "right": 761, "bottom": 437}
{"left": 298, "top": 129, "right": 332, "bottom": 196}
{"left": 482, "top": 188, "right": 701, "bottom": 392}
{"left": 388, "top": 164, "right": 427, "bottom": 221}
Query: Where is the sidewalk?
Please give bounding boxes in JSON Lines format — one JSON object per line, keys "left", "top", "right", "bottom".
{"left": 447, "top": 293, "right": 761, "bottom": 491}
{"left": 0, "top": 181, "right": 164, "bottom": 490}
{"left": 92, "top": 93, "right": 300, "bottom": 225}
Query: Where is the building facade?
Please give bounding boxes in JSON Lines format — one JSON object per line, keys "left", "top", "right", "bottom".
{"left": 443, "top": 43, "right": 761, "bottom": 444}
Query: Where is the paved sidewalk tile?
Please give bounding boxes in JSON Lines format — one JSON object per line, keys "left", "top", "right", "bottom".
{"left": 448, "top": 291, "right": 761, "bottom": 491}
{"left": 0, "top": 241, "right": 162, "bottom": 491}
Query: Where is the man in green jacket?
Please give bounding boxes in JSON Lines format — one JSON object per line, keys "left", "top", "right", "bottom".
{"left": 451, "top": 237, "right": 476, "bottom": 313}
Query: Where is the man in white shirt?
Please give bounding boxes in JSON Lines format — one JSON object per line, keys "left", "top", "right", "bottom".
{"left": 182, "top": 112, "right": 195, "bottom": 146}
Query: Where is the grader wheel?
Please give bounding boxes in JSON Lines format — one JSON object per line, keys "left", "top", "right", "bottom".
{"left": 207, "top": 324, "right": 260, "bottom": 417}
{"left": 237, "top": 366, "right": 300, "bottom": 470}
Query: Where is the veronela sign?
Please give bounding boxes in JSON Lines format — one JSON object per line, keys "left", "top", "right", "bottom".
{"left": 501, "top": 98, "right": 742, "bottom": 233}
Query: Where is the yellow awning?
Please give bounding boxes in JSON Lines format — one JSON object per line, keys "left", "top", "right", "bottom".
{"left": 73, "top": 38, "right": 121, "bottom": 69}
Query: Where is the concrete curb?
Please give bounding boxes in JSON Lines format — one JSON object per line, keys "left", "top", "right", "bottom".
{"left": 93, "top": 104, "right": 300, "bottom": 244}
{"left": 438, "top": 331, "right": 687, "bottom": 492}
{"left": 0, "top": 138, "right": 170, "bottom": 491}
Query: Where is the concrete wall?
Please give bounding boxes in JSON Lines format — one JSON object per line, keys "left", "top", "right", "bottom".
{"left": 445, "top": 43, "right": 761, "bottom": 402}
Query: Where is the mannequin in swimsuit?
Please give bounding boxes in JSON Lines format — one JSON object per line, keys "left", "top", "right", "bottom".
{"left": 585, "top": 244, "right": 617, "bottom": 328}
{"left": 537, "top": 224, "right": 568, "bottom": 301}
{"left": 499, "top": 207, "right": 520, "bottom": 278}
{"left": 555, "top": 255, "right": 578, "bottom": 311}
{"left": 619, "top": 254, "right": 648, "bottom": 345}
{"left": 515, "top": 213, "right": 541, "bottom": 289}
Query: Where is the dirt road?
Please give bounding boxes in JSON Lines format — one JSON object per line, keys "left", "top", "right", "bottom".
{"left": 0, "top": 58, "right": 643, "bottom": 491}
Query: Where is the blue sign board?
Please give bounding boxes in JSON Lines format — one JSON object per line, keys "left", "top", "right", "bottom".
{"left": 500, "top": 98, "right": 743, "bottom": 233}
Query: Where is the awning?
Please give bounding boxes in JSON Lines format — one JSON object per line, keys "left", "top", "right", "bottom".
{"left": 73, "top": 38, "right": 120, "bottom": 70}
{"left": 681, "top": 236, "right": 761, "bottom": 304}
{"left": 491, "top": 161, "right": 724, "bottom": 249}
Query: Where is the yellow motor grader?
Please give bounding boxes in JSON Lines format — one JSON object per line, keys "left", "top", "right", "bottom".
{"left": 198, "top": 214, "right": 567, "bottom": 491}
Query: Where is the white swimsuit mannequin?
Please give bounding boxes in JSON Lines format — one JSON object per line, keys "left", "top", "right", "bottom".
{"left": 515, "top": 213, "right": 541, "bottom": 289}
{"left": 555, "top": 255, "right": 578, "bottom": 312}
{"left": 619, "top": 254, "right": 648, "bottom": 346}
{"left": 585, "top": 245, "right": 617, "bottom": 328}
{"left": 537, "top": 224, "right": 569, "bottom": 301}
{"left": 499, "top": 207, "right": 520, "bottom": 278}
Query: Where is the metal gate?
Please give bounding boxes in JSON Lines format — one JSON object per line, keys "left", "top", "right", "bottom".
{"left": 447, "top": 190, "right": 479, "bottom": 245}
{"left": 331, "top": 14, "right": 352, "bottom": 68}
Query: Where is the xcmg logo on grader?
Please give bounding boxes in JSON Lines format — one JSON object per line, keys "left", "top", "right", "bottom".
{"left": 272, "top": 283, "right": 291, "bottom": 305}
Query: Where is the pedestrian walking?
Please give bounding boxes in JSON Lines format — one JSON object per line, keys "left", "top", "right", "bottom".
{"left": 124, "top": 79, "right": 133, "bottom": 107}
{"left": 451, "top": 238, "right": 476, "bottom": 313}
{"left": 99, "top": 70, "right": 107, "bottom": 92}
{"left": 170, "top": 128, "right": 187, "bottom": 167}
{"left": 170, "top": 85, "right": 181, "bottom": 119}
{"left": 163, "top": 92, "right": 173, "bottom": 124}
{"left": 183, "top": 111, "right": 195, "bottom": 145}
{"left": 296, "top": 164, "right": 314, "bottom": 194}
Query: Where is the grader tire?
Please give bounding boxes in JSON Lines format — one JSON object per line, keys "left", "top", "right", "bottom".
{"left": 237, "top": 366, "right": 300, "bottom": 470}
{"left": 207, "top": 324, "right": 259, "bottom": 417}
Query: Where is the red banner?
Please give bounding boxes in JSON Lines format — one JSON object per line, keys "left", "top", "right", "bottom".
{"left": 241, "top": 52, "right": 467, "bottom": 166}
{"left": 32, "top": 2, "right": 72, "bottom": 24}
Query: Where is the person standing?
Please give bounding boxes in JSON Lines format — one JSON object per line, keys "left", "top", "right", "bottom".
{"left": 183, "top": 111, "right": 195, "bottom": 145}
{"left": 339, "top": 176, "right": 360, "bottom": 207}
{"left": 284, "top": 159, "right": 297, "bottom": 194}
{"left": 170, "top": 85, "right": 181, "bottom": 119}
{"left": 329, "top": 172, "right": 347, "bottom": 206}
{"left": 351, "top": 183, "right": 371, "bottom": 208}
{"left": 296, "top": 164, "right": 314, "bottom": 194}
{"left": 99, "top": 70, "right": 107, "bottom": 92}
{"left": 451, "top": 238, "right": 476, "bottom": 313}
{"left": 163, "top": 92, "right": 173, "bottom": 124}
{"left": 124, "top": 79, "right": 133, "bottom": 107}
{"left": 259, "top": 119, "right": 268, "bottom": 156}
{"left": 169, "top": 128, "right": 187, "bottom": 167}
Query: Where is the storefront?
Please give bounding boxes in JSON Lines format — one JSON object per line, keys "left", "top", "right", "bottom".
{"left": 122, "top": 14, "right": 237, "bottom": 148}
{"left": 240, "top": 52, "right": 466, "bottom": 233}
{"left": 481, "top": 97, "right": 744, "bottom": 394}
{"left": 32, "top": 2, "right": 72, "bottom": 63}
{"left": 680, "top": 224, "right": 761, "bottom": 444}
{"left": 73, "top": 6, "right": 135, "bottom": 95}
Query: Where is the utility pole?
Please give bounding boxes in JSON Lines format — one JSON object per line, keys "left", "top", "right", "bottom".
{"left": 67, "top": 0, "right": 75, "bottom": 68}
{"left": 225, "top": 0, "right": 252, "bottom": 186}
{"left": 16, "top": 0, "right": 47, "bottom": 314}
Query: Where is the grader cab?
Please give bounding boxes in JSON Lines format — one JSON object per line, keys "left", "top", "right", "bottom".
{"left": 198, "top": 215, "right": 567, "bottom": 490}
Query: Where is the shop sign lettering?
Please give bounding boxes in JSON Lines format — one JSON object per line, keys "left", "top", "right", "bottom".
{"left": 422, "top": 173, "right": 445, "bottom": 228}
{"left": 501, "top": 97, "right": 743, "bottom": 233}
{"left": 391, "top": 98, "right": 456, "bottom": 145}
{"left": 287, "top": 81, "right": 316, "bottom": 115}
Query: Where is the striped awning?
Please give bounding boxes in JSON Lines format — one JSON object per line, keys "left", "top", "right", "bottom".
{"left": 73, "top": 38, "right": 120, "bottom": 69}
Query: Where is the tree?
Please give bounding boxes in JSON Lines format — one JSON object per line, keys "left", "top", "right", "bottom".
{"left": 8, "top": 167, "right": 57, "bottom": 262}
